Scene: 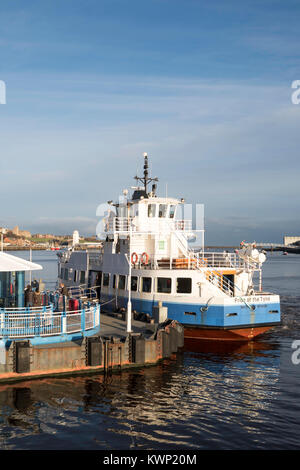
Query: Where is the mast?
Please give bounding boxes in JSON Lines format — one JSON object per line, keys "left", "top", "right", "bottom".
{"left": 134, "top": 153, "right": 158, "bottom": 196}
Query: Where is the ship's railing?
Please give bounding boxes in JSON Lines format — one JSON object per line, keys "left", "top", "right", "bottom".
{"left": 0, "top": 303, "right": 100, "bottom": 339}
{"left": 104, "top": 217, "right": 133, "bottom": 232}
{"left": 173, "top": 220, "right": 192, "bottom": 231}
{"left": 53, "top": 285, "right": 98, "bottom": 300}
{"left": 131, "top": 251, "right": 256, "bottom": 271}
{"left": 104, "top": 217, "right": 193, "bottom": 233}
{"left": 203, "top": 270, "right": 235, "bottom": 296}
{"left": 198, "top": 252, "right": 258, "bottom": 269}
{"left": 67, "top": 285, "right": 99, "bottom": 300}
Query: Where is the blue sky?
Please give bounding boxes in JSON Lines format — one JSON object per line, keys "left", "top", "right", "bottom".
{"left": 0, "top": 0, "right": 299, "bottom": 244}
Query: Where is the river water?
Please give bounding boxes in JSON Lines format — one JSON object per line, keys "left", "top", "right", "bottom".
{"left": 0, "top": 250, "right": 299, "bottom": 450}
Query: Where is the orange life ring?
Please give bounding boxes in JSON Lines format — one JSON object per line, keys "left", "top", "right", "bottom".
{"left": 141, "top": 252, "right": 149, "bottom": 265}
{"left": 131, "top": 252, "right": 138, "bottom": 265}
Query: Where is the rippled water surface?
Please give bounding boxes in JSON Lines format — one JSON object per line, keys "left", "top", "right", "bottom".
{"left": 1, "top": 250, "right": 300, "bottom": 450}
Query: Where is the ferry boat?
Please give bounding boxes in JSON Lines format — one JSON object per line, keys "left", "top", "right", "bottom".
{"left": 57, "top": 153, "right": 281, "bottom": 341}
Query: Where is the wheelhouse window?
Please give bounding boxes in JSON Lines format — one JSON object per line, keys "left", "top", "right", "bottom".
{"left": 118, "top": 275, "right": 126, "bottom": 290}
{"left": 176, "top": 278, "right": 192, "bottom": 294}
{"left": 148, "top": 204, "right": 156, "bottom": 218}
{"left": 158, "top": 204, "right": 167, "bottom": 218}
{"left": 169, "top": 205, "right": 176, "bottom": 219}
{"left": 142, "top": 277, "right": 152, "bottom": 293}
{"left": 103, "top": 273, "right": 110, "bottom": 287}
{"left": 131, "top": 276, "right": 138, "bottom": 291}
{"left": 158, "top": 240, "right": 165, "bottom": 250}
{"left": 113, "top": 274, "right": 117, "bottom": 289}
{"left": 80, "top": 271, "right": 86, "bottom": 284}
{"left": 157, "top": 277, "right": 172, "bottom": 293}
{"left": 131, "top": 204, "right": 139, "bottom": 217}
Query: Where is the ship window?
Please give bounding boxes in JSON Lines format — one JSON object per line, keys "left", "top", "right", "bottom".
{"left": 131, "top": 276, "right": 138, "bottom": 291}
{"left": 80, "top": 271, "right": 85, "bottom": 284}
{"left": 73, "top": 271, "right": 77, "bottom": 282}
{"left": 148, "top": 204, "right": 156, "bottom": 218}
{"left": 176, "top": 278, "right": 192, "bottom": 294}
{"left": 184, "top": 311, "right": 196, "bottom": 316}
{"left": 226, "top": 312, "right": 238, "bottom": 317}
{"left": 157, "top": 277, "right": 172, "bottom": 293}
{"left": 131, "top": 204, "right": 139, "bottom": 217}
{"left": 103, "top": 273, "right": 110, "bottom": 287}
{"left": 158, "top": 240, "right": 165, "bottom": 250}
{"left": 118, "top": 275, "right": 126, "bottom": 290}
{"left": 64, "top": 269, "right": 69, "bottom": 281}
{"left": 158, "top": 204, "right": 167, "bottom": 218}
{"left": 113, "top": 274, "right": 117, "bottom": 289}
{"left": 169, "top": 205, "right": 176, "bottom": 218}
{"left": 142, "top": 277, "right": 152, "bottom": 293}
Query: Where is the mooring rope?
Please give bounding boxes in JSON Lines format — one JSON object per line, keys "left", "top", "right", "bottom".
{"left": 100, "top": 297, "right": 117, "bottom": 306}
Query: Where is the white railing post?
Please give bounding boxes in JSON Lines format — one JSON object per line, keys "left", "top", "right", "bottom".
{"left": 95, "top": 304, "right": 100, "bottom": 327}
{"left": 127, "top": 224, "right": 132, "bottom": 333}
{"left": 62, "top": 312, "right": 67, "bottom": 334}
{"left": 81, "top": 307, "right": 86, "bottom": 332}
{"left": 0, "top": 310, "right": 4, "bottom": 335}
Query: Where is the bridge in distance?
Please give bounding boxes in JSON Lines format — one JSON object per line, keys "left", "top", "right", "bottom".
{"left": 256, "top": 242, "right": 300, "bottom": 253}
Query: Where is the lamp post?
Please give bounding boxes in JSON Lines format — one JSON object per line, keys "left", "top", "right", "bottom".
{"left": 29, "top": 247, "right": 32, "bottom": 284}
{"left": 126, "top": 215, "right": 132, "bottom": 333}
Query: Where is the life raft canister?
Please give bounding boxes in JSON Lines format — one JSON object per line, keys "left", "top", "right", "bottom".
{"left": 141, "top": 252, "right": 149, "bottom": 265}
{"left": 131, "top": 252, "right": 138, "bottom": 264}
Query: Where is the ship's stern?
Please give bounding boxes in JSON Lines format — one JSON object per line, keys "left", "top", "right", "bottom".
{"left": 183, "top": 293, "right": 280, "bottom": 341}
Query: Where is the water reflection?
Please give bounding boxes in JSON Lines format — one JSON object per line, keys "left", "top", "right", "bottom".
{"left": 0, "top": 338, "right": 282, "bottom": 449}
{"left": 0, "top": 251, "right": 298, "bottom": 449}
{"left": 184, "top": 338, "right": 277, "bottom": 355}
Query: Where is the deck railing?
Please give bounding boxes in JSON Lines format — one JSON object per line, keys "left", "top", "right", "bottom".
{"left": 104, "top": 217, "right": 193, "bottom": 233}
{"left": 131, "top": 251, "right": 256, "bottom": 271}
{"left": 0, "top": 303, "right": 100, "bottom": 339}
{"left": 66, "top": 285, "right": 99, "bottom": 300}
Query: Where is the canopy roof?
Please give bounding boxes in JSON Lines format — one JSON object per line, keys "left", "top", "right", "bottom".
{"left": 0, "top": 252, "right": 42, "bottom": 272}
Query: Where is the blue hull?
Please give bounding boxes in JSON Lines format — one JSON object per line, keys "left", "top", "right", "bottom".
{"left": 100, "top": 293, "right": 280, "bottom": 329}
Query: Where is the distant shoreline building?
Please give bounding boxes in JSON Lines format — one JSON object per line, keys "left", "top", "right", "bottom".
{"left": 283, "top": 236, "right": 300, "bottom": 245}
{"left": 12, "top": 226, "right": 31, "bottom": 239}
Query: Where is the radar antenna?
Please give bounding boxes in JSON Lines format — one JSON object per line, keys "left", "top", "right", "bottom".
{"left": 134, "top": 153, "right": 158, "bottom": 196}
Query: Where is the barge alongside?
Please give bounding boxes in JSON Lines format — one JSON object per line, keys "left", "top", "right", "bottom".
{"left": 58, "top": 153, "right": 281, "bottom": 341}
{"left": 0, "top": 251, "right": 183, "bottom": 384}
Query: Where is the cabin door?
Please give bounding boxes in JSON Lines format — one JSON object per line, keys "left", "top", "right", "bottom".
{"left": 89, "top": 270, "right": 102, "bottom": 300}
